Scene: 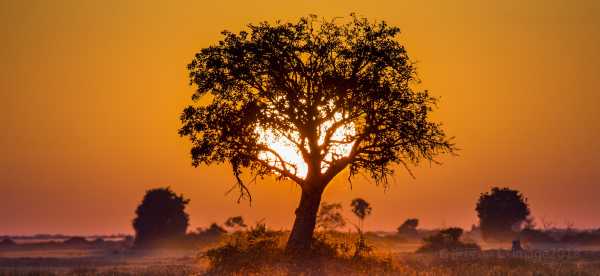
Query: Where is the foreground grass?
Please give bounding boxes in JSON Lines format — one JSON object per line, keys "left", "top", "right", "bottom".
{"left": 3, "top": 255, "right": 600, "bottom": 276}
{"left": 3, "top": 230, "right": 600, "bottom": 275}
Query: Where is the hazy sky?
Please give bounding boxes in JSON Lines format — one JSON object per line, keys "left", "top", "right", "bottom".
{"left": 1, "top": 0, "right": 599, "bottom": 235}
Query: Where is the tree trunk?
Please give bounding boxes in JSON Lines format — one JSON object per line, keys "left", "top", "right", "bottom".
{"left": 285, "top": 187, "right": 324, "bottom": 254}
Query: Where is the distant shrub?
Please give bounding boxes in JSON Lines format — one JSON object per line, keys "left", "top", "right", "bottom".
{"left": 560, "top": 230, "right": 600, "bottom": 244}
{"left": 417, "top": 227, "right": 481, "bottom": 253}
{"left": 520, "top": 228, "right": 557, "bottom": 244}
{"left": 397, "top": 218, "right": 419, "bottom": 238}
{"left": 224, "top": 216, "right": 247, "bottom": 231}
{"left": 63, "top": 236, "right": 88, "bottom": 245}
{"left": 0, "top": 238, "right": 16, "bottom": 246}
{"left": 204, "top": 223, "right": 284, "bottom": 274}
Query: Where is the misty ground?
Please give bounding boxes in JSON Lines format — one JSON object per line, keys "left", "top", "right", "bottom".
{"left": 2, "top": 235, "right": 600, "bottom": 275}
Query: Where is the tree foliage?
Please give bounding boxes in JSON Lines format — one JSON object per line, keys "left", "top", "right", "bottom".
{"left": 132, "top": 187, "right": 190, "bottom": 247}
{"left": 476, "top": 187, "right": 531, "bottom": 241}
{"left": 316, "top": 202, "right": 346, "bottom": 232}
{"left": 179, "top": 14, "right": 455, "bottom": 201}
{"left": 350, "top": 198, "right": 372, "bottom": 221}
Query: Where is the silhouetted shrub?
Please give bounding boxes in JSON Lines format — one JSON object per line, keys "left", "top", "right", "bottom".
{"left": 476, "top": 187, "right": 531, "bottom": 242}
{"left": 224, "top": 216, "right": 247, "bottom": 231}
{"left": 204, "top": 223, "right": 284, "bottom": 274}
{"left": 397, "top": 218, "right": 419, "bottom": 238}
{"left": 520, "top": 228, "right": 557, "bottom": 244}
{"left": 417, "top": 227, "right": 481, "bottom": 253}
{"left": 197, "top": 223, "right": 227, "bottom": 237}
{"left": 132, "top": 187, "right": 190, "bottom": 248}
{"left": 63, "top": 236, "right": 88, "bottom": 245}
{"left": 0, "top": 238, "right": 16, "bottom": 246}
{"left": 560, "top": 230, "right": 600, "bottom": 245}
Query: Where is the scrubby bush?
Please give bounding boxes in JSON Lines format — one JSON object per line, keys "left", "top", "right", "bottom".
{"left": 0, "top": 238, "right": 16, "bottom": 246}
{"left": 520, "top": 228, "right": 557, "bottom": 244}
{"left": 417, "top": 227, "right": 481, "bottom": 253}
{"left": 63, "top": 236, "right": 88, "bottom": 245}
{"left": 204, "top": 223, "right": 285, "bottom": 274}
{"left": 397, "top": 218, "right": 419, "bottom": 238}
{"left": 224, "top": 216, "right": 247, "bottom": 231}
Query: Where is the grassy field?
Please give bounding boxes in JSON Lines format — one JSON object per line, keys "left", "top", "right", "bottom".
{"left": 2, "top": 236, "right": 600, "bottom": 275}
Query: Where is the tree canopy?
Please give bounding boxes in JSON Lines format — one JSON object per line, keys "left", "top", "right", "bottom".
{"left": 476, "top": 187, "right": 531, "bottom": 241}
{"left": 180, "top": 14, "right": 454, "bottom": 201}
{"left": 132, "top": 187, "right": 190, "bottom": 247}
{"left": 180, "top": 14, "right": 455, "bottom": 252}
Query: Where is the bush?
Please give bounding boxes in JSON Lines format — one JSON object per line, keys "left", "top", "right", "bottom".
{"left": 417, "top": 227, "right": 481, "bottom": 253}
{"left": 204, "top": 223, "right": 285, "bottom": 274}
{"left": 63, "top": 236, "right": 89, "bottom": 245}
{"left": 0, "top": 238, "right": 16, "bottom": 246}
{"left": 397, "top": 218, "right": 419, "bottom": 238}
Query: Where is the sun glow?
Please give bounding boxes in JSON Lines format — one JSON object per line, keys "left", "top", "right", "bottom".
{"left": 255, "top": 112, "right": 356, "bottom": 179}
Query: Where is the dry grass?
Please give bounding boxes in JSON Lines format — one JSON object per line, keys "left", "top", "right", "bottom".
{"left": 2, "top": 233, "right": 600, "bottom": 275}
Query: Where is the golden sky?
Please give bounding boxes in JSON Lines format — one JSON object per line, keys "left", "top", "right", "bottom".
{"left": 1, "top": 0, "right": 599, "bottom": 235}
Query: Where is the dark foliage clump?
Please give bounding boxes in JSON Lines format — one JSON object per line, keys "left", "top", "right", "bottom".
{"left": 520, "top": 228, "right": 557, "bottom": 244}
{"left": 417, "top": 227, "right": 481, "bottom": 253}
{"left": 560, "top": 230, "right": 600, "bottom": 245}
{"left": 397, "top": 218, "right": 419, "bottom": 238}
{"left": 132, "top": 187, "right": 190, "bottom": 248}
{"left": 63, "top": 236, "right": 89, "bottom": 245}
{"left": 192, "top": 223, "right": 227, "bottom": 239}
{"left": 476, "top": 187, "right": 531, "bottom": 242}
{"left": 204, "top": 223, "right": 284, "bottom": 274}
{"left": 224, "top": 216, "right": 247, "bottom": 231}
{"left": 0, "top": 238, "right": 16, "bottom": 246}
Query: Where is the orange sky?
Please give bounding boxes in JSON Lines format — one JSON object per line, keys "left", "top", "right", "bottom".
{"left": 2, "top": 0, "right": 599, "bottom": 235}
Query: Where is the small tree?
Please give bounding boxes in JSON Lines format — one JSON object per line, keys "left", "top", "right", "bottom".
{"left": 350, "top": 198, "right": 372, "bottom": 232}
{"left": 316, "top": 202, "right": 346, "bottom": 232}
{"left": 132, "top": 187, "right": 190, "bottom": 247}
{"left": 397, "top": 218, "right": 419, "bottom": 237}
{"left": 225, "top": 216, "right": 248, "bottom": 231}
{"left": 476, "top": 187, "right": 531, "bottom": 242}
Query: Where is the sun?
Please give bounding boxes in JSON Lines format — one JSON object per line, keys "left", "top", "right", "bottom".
{"left": 255, "top": 112, "right": 356, "bottom": 179}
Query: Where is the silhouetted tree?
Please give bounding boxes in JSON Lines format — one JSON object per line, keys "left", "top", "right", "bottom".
{"left": 350, "top": 198, "right": 372, "bottom": 231}
{"left": 476, "top": 187, "right": 531, "bottom": 242}
{"left": 397, "top": 218, "right": 419, "bottom": 237}
{"left": 132, "top": 187, "right": 190, "bottom": 247}
{"left": 224, "top": 216, "right": 248, "bottom": 231}
{"left": 180, "top": 14, "right": 455, "bottom": 253}
{"left": 316, "top": 202, "right": 346, "bottom": 232}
